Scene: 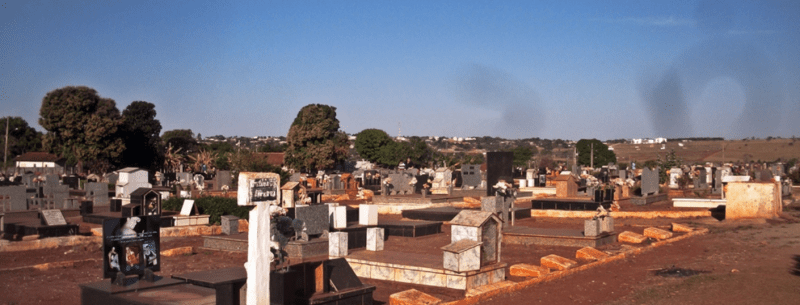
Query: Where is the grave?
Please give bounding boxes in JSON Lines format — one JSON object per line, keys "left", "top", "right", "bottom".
{"left": 694, "top": 167, "right": 709, "bottom": 190}
{"left": 554, "top": 175, "right": 578, "bottom": 198}
{"left": 503, "top": 226, "right": 618, "bottom": 248}
{"left": 115, "top": 168, "right": 152, "bottom": 201}
{"left": 449, "top": 210, "right": 502, "bottom": 267}
{"left": 402, "top": 206, "right": 531, "bottom": 222}
{"left": 86, "top": 182, "right": 110, "bottom": 206}
{"left": 172, "top": 199, "right": 210, "bottom": 226}
{"left": 486, "top": 152, "right": 513, "bottom": 196}
{"left": 221, "top": 215, "right": 239, "bottom": 235}
{"left": 669, "top": 168, "right": 683, "bottom": 189}
{"left": 461, "top": 164, "right": 483, "bottom": 189}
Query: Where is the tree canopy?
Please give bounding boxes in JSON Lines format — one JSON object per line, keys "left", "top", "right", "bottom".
{"left": 508, "top": 145, "right": 536, "bottom": 168}
{"left": 162, "top": 129, "right": 199, "bottom": 156}
{"left": 576, "top": 139, "right": 616, "bottom": 167}
{"left": 1, "top": 116, "right": 43, "bottom": 165}
{"left": 120, "top": 101, "right": 163, "bottom": 170}
{"left": 354, "top": 129, "right": 392, "bottom": 162}
{"left": 39, "top": 86, "right": 125, "bottom": 173}
{"left": 284, "top": 104, "right": 349, "bottom": 172}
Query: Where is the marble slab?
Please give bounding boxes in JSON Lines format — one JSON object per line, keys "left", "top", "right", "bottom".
{"left": 366, "top": 227, "right": 384, "bottom": 251}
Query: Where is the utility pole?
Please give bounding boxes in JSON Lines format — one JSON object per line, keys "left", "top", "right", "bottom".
{"left": 590, "top": 143, "right": 594, "bottom": 169}
{"left": 4, "top": 117, "right": 8, "bottom": 174}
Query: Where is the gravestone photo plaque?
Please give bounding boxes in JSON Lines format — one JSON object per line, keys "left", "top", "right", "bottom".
{"left": 102, "top": 216, "right": 161, "bottom": 278}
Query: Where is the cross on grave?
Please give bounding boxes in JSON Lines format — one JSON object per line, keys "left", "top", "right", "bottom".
{"left": 238, "top": 172, "right": 279, "bottom": 305}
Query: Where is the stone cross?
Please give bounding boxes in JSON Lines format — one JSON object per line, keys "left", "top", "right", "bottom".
{"left": 238, "top": 172, "right": 279, "bottom": 305}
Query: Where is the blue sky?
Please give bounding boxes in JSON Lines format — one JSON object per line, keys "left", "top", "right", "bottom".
{"left": 1, "top": 0, "right": 798, "bottom": 140}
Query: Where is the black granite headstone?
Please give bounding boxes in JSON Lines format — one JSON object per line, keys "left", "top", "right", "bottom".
{"left": 327, "top": 258, "right": 363, "bottom": 291}
{"left": 486, "top": 152, "right": 513, "bottom": 196}
{"left": 102, "top": 216, "right": 161, "bottom": 279}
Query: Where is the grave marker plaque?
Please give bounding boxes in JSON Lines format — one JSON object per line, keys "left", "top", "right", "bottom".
{"left": 41, "top": 209, "right": 67, "bottom": 226}
{"left": 102, "top": 216, "right": 161, "bottom": 278}
{"left": 179, "top": 199, "right": 195, "bottom": 216}
{"left": 238, "top": 173, "right": 279, "bottom": 206}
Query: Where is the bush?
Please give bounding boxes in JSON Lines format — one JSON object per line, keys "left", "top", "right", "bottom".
{"left": 161, "top": 196, "right": 253, "bottom": 224}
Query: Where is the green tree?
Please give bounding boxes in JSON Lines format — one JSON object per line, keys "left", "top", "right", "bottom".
{"left": 508, "top": 145, "right": 536, "bottom": 168}
{"left": 120, "top": 101, "right": 163, "bottom": 171}
{"left": 354, "top": 129, "right": 392, "bottom": 163}
{"left": 284, "top": 104, "right": 349, "bottom": 172}
{"left": 39, "top": 86, "right": 125, "bottom": 174}
{"left": 1, "top": 116, "right": 43, "bottom": 167}
{"left": 162, "top": 129, "right": 199, "bottom": 155}
{"left": 576, "top": 139, "right": 616, "bottom": 167}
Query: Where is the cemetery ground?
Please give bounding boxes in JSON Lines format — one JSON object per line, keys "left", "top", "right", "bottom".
{"left": 1, "top": 199, "right": 799, "bottom": 304}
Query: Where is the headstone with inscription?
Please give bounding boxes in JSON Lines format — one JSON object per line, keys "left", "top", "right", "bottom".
{"left": 41, "top": 209, "right": 67, "bottom": 226}
{"left": 237, "top": 172, "right": 278, "bottom": 305}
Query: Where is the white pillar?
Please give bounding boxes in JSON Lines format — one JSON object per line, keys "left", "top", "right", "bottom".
{"left": 238, "top": 172, "right": 280, "bottom": 305}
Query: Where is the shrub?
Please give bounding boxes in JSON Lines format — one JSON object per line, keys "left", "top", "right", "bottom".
{"left": 161, "top": 196, "right": 253, "bottom": 224}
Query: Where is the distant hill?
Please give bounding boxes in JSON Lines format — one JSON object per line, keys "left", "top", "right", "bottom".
{"left": 610, "top": 138, "right": 800, "bottom": 164}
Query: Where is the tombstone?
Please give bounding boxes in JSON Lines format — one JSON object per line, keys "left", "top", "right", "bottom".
{"left": 618, "top": 169, "right": 627, "bottom": 180}
{"left": 22, "top": 173, "right": 35, "bottom": 188}
{"left": 86, "top": 182, "right": 110, "bottom": 206}
{"left": 329, "top": 232, "right": 348, "bottom": 257}
{"left": 221, "top": 215, "right": 239, "bottom": 235}
{"left": 215, "top": 170, "right": 232, "bottom": 191}
{"left": 442, "top": 240, "right": 482, "bottom": 272}
{"left": 430, "top": 168, "right": 453, "bottom": 194}
{"left": 480, "top": 197, "right": 502, "bottom": 214}
{"left": 295, "top": 204, "right": 330, "bottom": 236}
{"left": 694, "top": 167, "right": 708, "bottom": 190}
{"left": 486, "top": 152, "right": 513, "bottom": 196}
{"left": 538, "top": 174, "right": 547, "bottom": 187}
{"left": 42, "top": 177, "right": 69, "bottom": 209}
{"left": 280, "top": 182, "right": 302, "bottom": 208}
{"left": 449, "top": 210, "right": 502, "bottom": 266}
{"left": 328, "top": 204, "right": 347, "bottom": 229}
{"left": 290, "top": 173, "right": 302, "bottom": 182}
{"left": 461, "top": 164, "right": 482, "bottom": 189}
{"left": 62, "top": 176, "right": 79, "bottom": 190}
{"left": 176, "top": 172, "right": 192, "bottom": 187}
{"left": 0, "top": 185, "right": 27, "bottom": 211}
{"left": 641, "top": 167, "right": 660, "bottom": 196}
{"left": 713, "top": 168, "right": 723, "bottom": 194}
{"left": 669, "top": 168, "right": 683, "bottom": 189}
{"left": 705, "top": 166, "right": 713, "bottom": 185}
{"left": 554, "top": 175, "right": 578, "bottom": 198}
{"left": 102, "top": 216, "right": 161, "bottom": 284}
{"left": 759, "top": 169, "right": 773, "bottom": 182}
{"left": 584, "top": 219, "right": 600, "bottom": 237}
{"left": 332, "top": 175, "right": 341, "bottom": 190}
{"left": 128, "top": 188, "right": 162, "bottom": 216}
{"left": 41, "top": 209, "right": 67, "bottom": 226}
{"left": 600, "top": 216, "right": 614, "bottom": 233}
{"left": 366, "top": 227, "right": 384, "bottom": 251}
{"left": 237, "top": 172, "right": 279, "bottom": 305}
{"left": 359, "top": 205, "right": 378, "bottom": 226}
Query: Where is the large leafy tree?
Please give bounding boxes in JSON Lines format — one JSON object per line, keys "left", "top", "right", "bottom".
{"left": 162, "top": 129, "right": 199, "bottom": 156}
{"left": 576, "top": 139, "right": 616, "bottom": 167}
{"left": 1, "top": 116, "right": 43, "bottom": 166}
{"left": 284, "top": 104, "right": 349, "bottom": 172}
{"left": 39, "top": 86, "right": 125, "bottom": 174}
{"left": 508, "top": 145, "right": 536, "bottom": 168}
{"left": 120, "top": 101, "right": 163, "bottom": 170}
{"left": 354, "top": 129, "right": 392, "bottom": 162}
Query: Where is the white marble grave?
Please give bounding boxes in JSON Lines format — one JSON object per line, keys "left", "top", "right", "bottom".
{"left": 366, "top": 227, "right": 384, "bottom": 251}
{"left": 238, "top": 172, "right": 278, "bottom": 305}
{"left": 328, "top": 204, "right": 347, "bottom": 229}
{"left": 359, "top": 204, "right": 378, "bottom": 226}
{"left": 442, "top": 240, "right": 482, "bottom": 272}
{"left": 329, "top": 231, "right": 348, "bottom": 257}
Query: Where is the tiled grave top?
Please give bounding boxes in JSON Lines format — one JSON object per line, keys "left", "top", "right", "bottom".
{"left": 504, "top": 226, "right": 595, "bottom": 238}
{"left": 441, "top": 240, "right": 482, "bottom": 254}
{"left": 281, "top": 181, "right": 300, "bottom": 190}
{"left": 347, "top": 250, "right": 506, "bottom": 276}
{"left": 450, "top": 210, "right": 498, "bottom": 227}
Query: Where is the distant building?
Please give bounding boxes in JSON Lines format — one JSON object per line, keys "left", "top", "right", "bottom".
{"left": 14, "top": 152, "right": 70, "bottom": 175}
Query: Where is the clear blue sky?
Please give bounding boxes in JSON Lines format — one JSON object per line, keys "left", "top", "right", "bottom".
{"left": 2, "top": 0, "right": 798, "bottom": 140}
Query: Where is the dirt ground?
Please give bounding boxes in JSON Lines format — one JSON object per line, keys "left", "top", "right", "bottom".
{"left": 2, "top": 201, "right": 799, "bottom": 305}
